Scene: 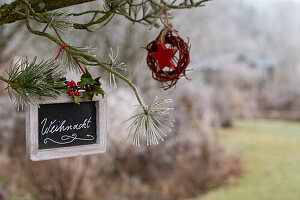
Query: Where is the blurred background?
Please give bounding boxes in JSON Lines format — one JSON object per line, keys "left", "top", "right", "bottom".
{"left": 1, "top": 0, "right": 300, "bottom": 199}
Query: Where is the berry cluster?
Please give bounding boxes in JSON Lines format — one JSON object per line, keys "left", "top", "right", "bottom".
{"left": 66, "top": 80, "right": 81, "bottom": 96}
{"left": 66, "top": 80, "right": 94, "bottom": 96}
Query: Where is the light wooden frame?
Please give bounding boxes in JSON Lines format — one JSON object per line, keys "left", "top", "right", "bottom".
{"left": 26, "top": 95, "right": 106, "bottom": 161}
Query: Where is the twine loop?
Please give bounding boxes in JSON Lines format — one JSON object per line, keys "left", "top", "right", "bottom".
{"left": 149, "top": 5, "right": 179, "bottom": 43}
{"left": 54, "top": 44, "right": 86, "bottom": 74}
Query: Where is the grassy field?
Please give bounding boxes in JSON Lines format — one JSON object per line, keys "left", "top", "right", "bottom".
{"left": 193, "top": 119, "right": 300, "bottom": 200}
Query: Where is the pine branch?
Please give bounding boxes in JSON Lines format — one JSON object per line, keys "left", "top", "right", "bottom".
{"left": 127, "top": 98, "right": 174, "bottom": 146}
{"left": 43, "top": 11, "right": 73, "bottom": 33}
{"left": 107, "top": 47, "right": 127, "bottom": 89}
{"left": 21, "top": 0, "right": 147, "bottom": 112}
{"left": 73, "top": 7, "right": 119, "bottom": 30}
{"left": 1, "top": 57, "right": 66, "bottom": 109}
{"left": 104, "top": 0, "right": 127, "bottom": 10}
{"left": 150, "top": 0, "right": 210, "bottom": 9}
{"left": 0, "top": 0, "right": 96, "bottom": 25}
{"left": 59, "top": 46, "right": 97, "bottom": 73}
{"left": 0, "top": 0, "right": 211, "bottom": 27}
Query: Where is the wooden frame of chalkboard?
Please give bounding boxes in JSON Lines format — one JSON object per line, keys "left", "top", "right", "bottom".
{"left": 26, "top": 95, "right": 106, "bottom": 161}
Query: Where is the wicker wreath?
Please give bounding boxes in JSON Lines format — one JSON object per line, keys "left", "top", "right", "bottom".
{"left": 146, "top": 30, "right": 190, "bottom": 90}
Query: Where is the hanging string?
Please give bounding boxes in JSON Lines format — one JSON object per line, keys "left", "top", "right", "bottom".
{"left": 55, "top": 44, "right": 69, "bottom": 60}
{"left": 149, "top": 5, "right": 179, "bottom": 43}
{"left": 55, "top": 44, "right": 86, "bottom": 74}
{"left": 75, "top": 59, "right": 86, "bottom": 74}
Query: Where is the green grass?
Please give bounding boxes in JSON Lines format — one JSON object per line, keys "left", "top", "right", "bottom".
{"left": 193, "top": 119, "right": 300, "bottom": 200}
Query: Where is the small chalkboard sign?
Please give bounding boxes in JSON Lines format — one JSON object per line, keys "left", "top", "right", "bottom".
{"left": 26, "top": 95, "right": 106, "bottom": 161}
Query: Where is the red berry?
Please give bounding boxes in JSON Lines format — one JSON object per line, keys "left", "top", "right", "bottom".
{"left": 67, "top": 86, "right": 70, "bottom": 89}
{"left": 70, "top": 80, "right": 75, "bottom": 85}
{"left": 87, "top": 87, "right": 91, "bottom": 91}
{"left": 69, "top": 91, "right": 73, "bottom": 96}
{"left": 77, "top": 82, "right": 80, "bottom": 85}
{"left": 77, "top": 92, "right": 81, "bottom": 96}
{"left": 67, "top": 81, "right": 71, "bottom": 86}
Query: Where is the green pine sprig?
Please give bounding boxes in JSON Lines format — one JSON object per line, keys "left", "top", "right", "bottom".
{"left": 127, "top": 98, "right": 174, "bottom": 147}
{"left": 107, "top": 47, "right": 127, "bottom": 89}
{"left": 42, "top": 11, "right": 73, "bottom": 33}
{"left": 1, "top": 57, "right": 67, "bottom": 110}
{"left": 59, "top": 46, "right": 97, "bottom": 73}
{"left": 104, "top": 0, "right": 126, "bottom": 10}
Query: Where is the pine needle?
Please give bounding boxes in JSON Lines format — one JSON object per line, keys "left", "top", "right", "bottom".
{"left": 108, "top": 47, "right": 127, "bottom": 89}
{"left": 127, "top": 98, "right": 174, "bottom": 147}
{"left": 59, "top": 46, "right": 97, "bottom": 73}
{"left": 6, "top": 57, "right": 66, "bottom": 110}
{"left": 43, "top": 11, "right": 73, "bottom": 33}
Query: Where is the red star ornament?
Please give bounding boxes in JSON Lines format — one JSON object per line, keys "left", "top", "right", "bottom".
{"left": 150, "top": 42, "right": 178, "bottom": 72}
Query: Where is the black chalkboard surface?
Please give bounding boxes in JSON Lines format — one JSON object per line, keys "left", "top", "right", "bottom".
{"left": 38, "top": 101, "right": 97, "bottom": 150}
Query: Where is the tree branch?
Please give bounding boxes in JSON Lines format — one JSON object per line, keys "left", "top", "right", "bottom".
{"left": 0, "top": 0, "right": 96, "bottom": 25}
{"left": 21, "top": 1, "right": 146, "bottom": 111}
{"left": 0, "top": 75, "right": 22, "bottom": 88}
{"left": 73, "top": 7, "right": 118, "bottom": 30}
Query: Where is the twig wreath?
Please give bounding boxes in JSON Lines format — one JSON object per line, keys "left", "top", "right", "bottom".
{"left": 146, "top": 6, "right": 191, "bottom": 89}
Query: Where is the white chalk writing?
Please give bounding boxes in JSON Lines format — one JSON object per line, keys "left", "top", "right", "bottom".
{"left": 41, "top": 117, "right": 92, "bottom": 135}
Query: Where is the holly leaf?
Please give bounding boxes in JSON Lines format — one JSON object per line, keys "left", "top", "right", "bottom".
{"left": 73, "top": 94, "right": 80, "bottom": 105}
{"left": 82, "top": 91, "right": 94, "bottom": 101}
{"left": 81, "top": 69, "right": 92, "bottom": 79}
{"left": 95, "top": 77, "right": 101, "bottom": 86}
{"left": 78, "top": 69, "right": 96, "bottom": 87}
{"left": 78, "top": 77, "right": 95, "bottom": 87}
{"left": 92, "top": 85, "right": 105, "bottom": 98}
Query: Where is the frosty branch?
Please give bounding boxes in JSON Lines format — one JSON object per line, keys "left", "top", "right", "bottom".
{"left": 0, "top": 0, "right": 210, "bottom": 27}
{"left": 0, "top": 0, "right": 96, "bottom": 25}
{"left": 20, "top": 0, "right": 146, "bottom": 111}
